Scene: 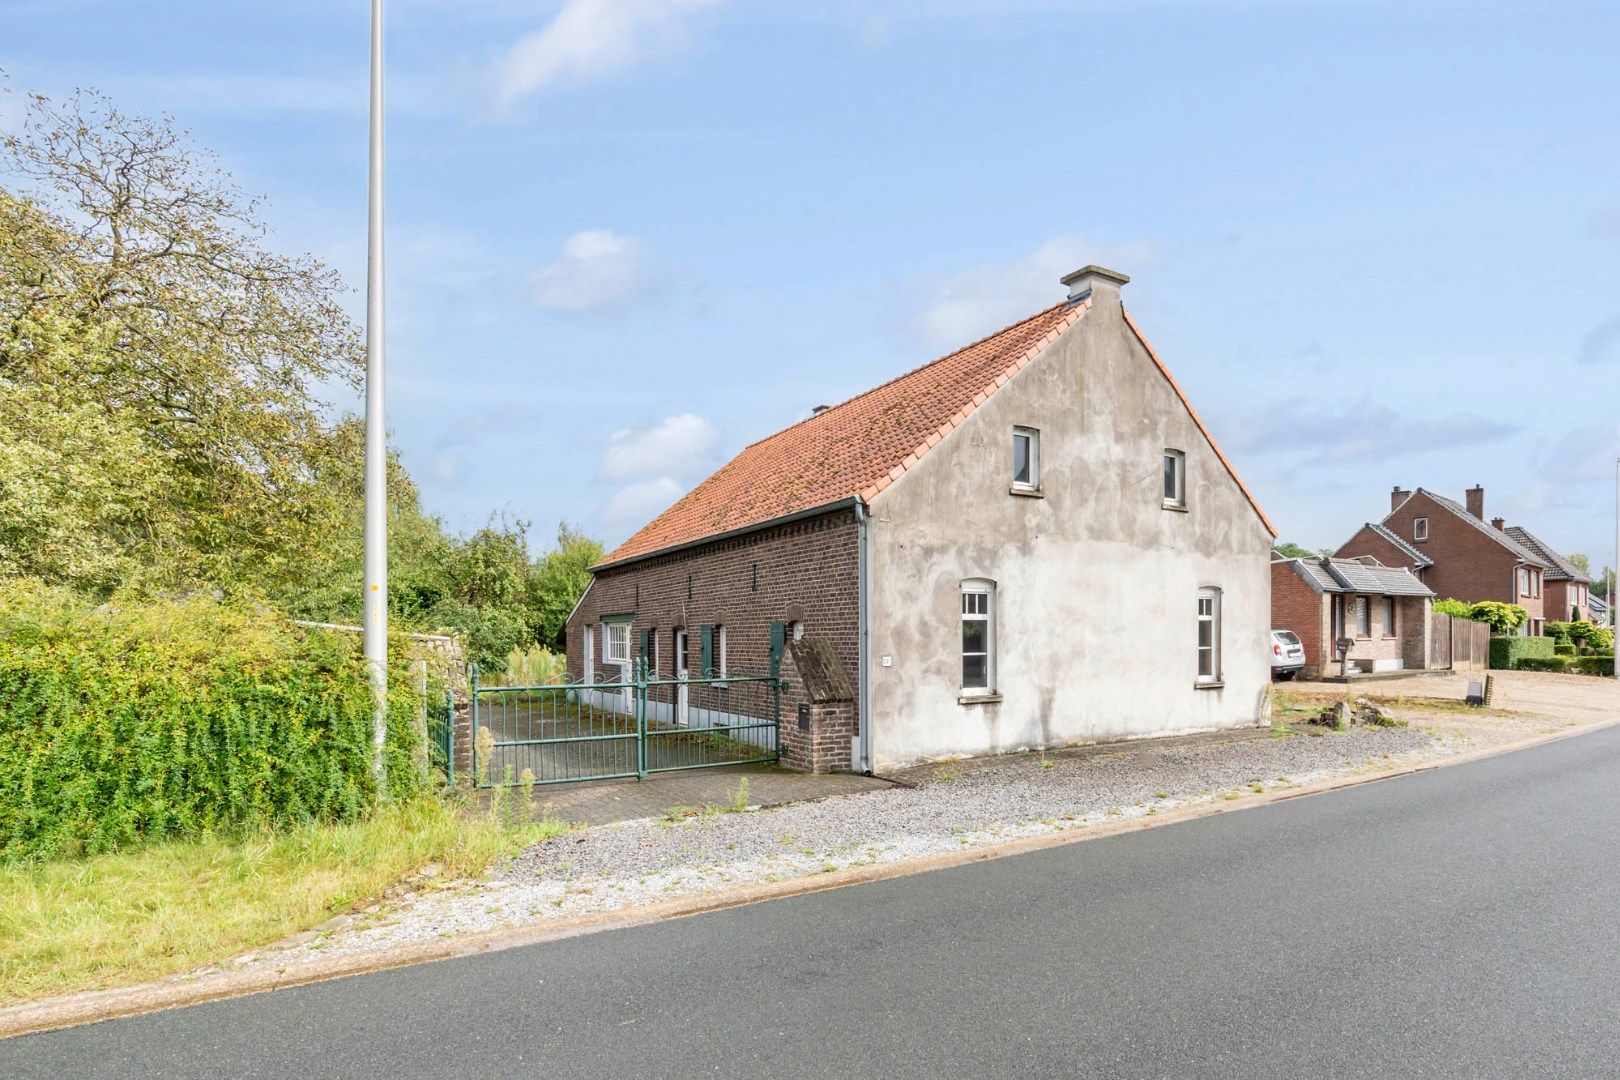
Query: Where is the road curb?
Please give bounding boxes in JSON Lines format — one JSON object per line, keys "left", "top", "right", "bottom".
{"left": 3, "top": 712, "right": 1614, "bottom": 1041}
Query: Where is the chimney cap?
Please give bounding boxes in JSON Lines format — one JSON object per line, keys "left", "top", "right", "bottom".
{"left": 1061, "top": 264, "right": 1130, "bottom": 301}
{"left": 1491, "top": 517, "right": 1506, "bottom": 531}
{"left": 811, "top": 404, "right": 831, "bottom": 415}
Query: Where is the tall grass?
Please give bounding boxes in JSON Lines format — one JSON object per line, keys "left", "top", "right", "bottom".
{"left": 503, "top": 643, "right": 567, "bottom": 685}
{"left": 0, "top": 796, "right": 566, "bottom": 1006}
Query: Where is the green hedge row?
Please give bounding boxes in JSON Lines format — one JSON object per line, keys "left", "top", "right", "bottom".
{"left": 1508, "top": 653, "right": 1615, "bottom": 676}
{"left": 1489, "top": 635, "right": 1555, "bottom": 670}
{"left": 0, "top": 584, "right": 432, "bottom": 863}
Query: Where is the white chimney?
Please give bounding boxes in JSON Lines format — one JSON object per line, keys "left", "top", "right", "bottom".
{"left": 1061, "top": 264, "right": 1130, "bottom": 303}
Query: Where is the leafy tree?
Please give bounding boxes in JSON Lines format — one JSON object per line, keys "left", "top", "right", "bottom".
{"left": 530, "top": 523, "right": 604, "bottom": 649}
{"left": 1467, "top": 601, "right": 1529, "bottom": 635}
{"left": 1433, "top": 598, "right": 1473, "bottom": 619}
{"left": 1567, "top": 553, "right": 1591, "bottom": 576}
{"left": 2, "top": 89, "right": 358, "bottom": 594}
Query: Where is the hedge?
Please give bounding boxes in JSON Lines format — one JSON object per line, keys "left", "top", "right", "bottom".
{"left": 1516, "top": 656, "right": 1572, "bottom": 673}
{"left": 1488, "top": 635, "right": 1555, "bottom": 670}
{"left": 1553, "top": 643, "right": 1576, "bottom": 657}
{"left": 1575, "top": 655, "right": 1616, "bottom": 677}
{"left": 0, "top": 583, "right": 431, "bottom": 863}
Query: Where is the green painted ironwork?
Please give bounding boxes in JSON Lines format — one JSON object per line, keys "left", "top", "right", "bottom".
{"left": 469, "top": 662, "right": 780, "bottom": 787}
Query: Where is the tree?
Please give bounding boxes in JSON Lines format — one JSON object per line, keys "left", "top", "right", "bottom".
{"left": 530, "top": 523, "right": 604, "bottom": 649}
{"left": 1271, "top": 542, "right": 1316, "bottom": 560}
{"left": 1567, "top": 553, "right": 1590, "bottom": 576}
{"left": 1467, "top": 601, "right": 1529, "bottom": 635}
{"left": 2, "top": 88, "right": 360, "bottom": 594}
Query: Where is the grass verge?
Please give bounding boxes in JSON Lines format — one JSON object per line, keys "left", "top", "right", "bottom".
{"left": 0, "top": 795, "right": 565, "bottom": 1007}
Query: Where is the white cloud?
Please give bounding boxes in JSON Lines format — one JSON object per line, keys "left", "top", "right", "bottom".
{"left": 494, "top": 0, "right": 725, "bottom": 104}
{"left": 1232, "top": 399, "right": 1517, "bottom": 466}
{"left": 914, "top": 236, "right": 1154, "bottom": 350}
{"left": 528, "top": 230, "right": 648, "bottom": 313}
{"left": 601, "top": 413, "right": 718, "bottom": 481}
{"left": 602, "top": 476, "right": 685, "bottom": 525}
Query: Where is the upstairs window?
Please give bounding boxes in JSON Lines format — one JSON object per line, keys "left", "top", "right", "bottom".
{"left": 1196, "top": 588, "right": 1221, "bottom": 683}
{"left": 1012, "top": 427, "right": 1040, "bottom": 491}
{"left": 1413, "top": 517, "right": 1428, "bottom": 541}
{"left": 1163, "top": 450, "right": 1186, "bottom": 509}
{"left": 961, "top": 580, "right": 996, "bottom": 694}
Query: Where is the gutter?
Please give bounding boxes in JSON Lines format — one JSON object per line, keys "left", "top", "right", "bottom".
{"left": 590, "top": 497, "right": 863, "bottom": 573}
{"left": 855, "top": 498, "right": 873, "bottom": 774}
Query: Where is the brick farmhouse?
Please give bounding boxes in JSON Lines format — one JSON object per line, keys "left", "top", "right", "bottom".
{"left": 567, "top": 266, "right": 1277, "bottom": 772}
{"left": 1335, "top": 486, "right": 1590, "bottom": 636}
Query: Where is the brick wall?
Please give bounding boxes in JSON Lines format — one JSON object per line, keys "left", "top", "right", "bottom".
{"left": 1545, "top": 579, "right": 1588, "bottom": 623}
{"left": 1271, "top": 561, "right": 1326, "bottom": 669}
{"left": 1341, "top": 493, "right": 1529, "bottom": 614}
{"left": 566, "top": 508, "right": 862, "bottom": 770}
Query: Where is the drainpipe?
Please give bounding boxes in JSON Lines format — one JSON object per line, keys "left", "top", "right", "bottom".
{"left": 855, "top": 499, "right": 873, "bottom": 774}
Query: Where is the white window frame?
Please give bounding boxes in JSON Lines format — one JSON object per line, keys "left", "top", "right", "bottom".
{"left": 961, "top": 579, "right": 996, "bottom": 695}
{"left": 715, "top": 625, "right": 728, "bottom": 678}
{"left": 1163, "top": 450, "right": 1187, "bottom": 510}
{"left": 1196, "top": 587, "right": 1221, "bottom": 684}
{"left": 604, "top": 620, "right": 631, "bottom": 664}
{"left": 582, "top": 623, "right": 595, "bottom": 684}
{"left": 1012, "top": 427, "right": 1040, "bottom": 491}
{"left": 1413, "top": 517, "right": 1428, "bottom": 541}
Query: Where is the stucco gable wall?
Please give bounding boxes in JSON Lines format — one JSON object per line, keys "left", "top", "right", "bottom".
{"left": 864, "top": 297, "right": 1272, "bottom": 769}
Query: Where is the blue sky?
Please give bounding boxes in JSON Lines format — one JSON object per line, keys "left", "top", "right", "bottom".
{"left": 5, "top": 0, "right": 1619, "bottom": 566}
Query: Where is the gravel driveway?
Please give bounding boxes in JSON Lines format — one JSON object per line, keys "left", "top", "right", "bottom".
{"left": 232, "top": 718, "right": 1437, "bottom": 973}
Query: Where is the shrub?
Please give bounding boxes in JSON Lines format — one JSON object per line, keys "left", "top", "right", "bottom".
{"left": 0, "top": 583, "right": 430, "bottom": 863}
{"left": 1469, "top": 601, "right": 1530, "bottom": 635}
{"left": 1544, "top": 621, "right": 1575, "bottom": 646}
{"left": 1568, "top": 621, "right": 1615, "bottom": 654}
{"left": 1554, "top": 643, "right": 1576, "bottom": 657}
{"left": 1433, "top": 598, "right": 1473, "bottom": 619}
{"left": 1574, "top": 655, "right": 1616, "bottom": 677}
{"left": 1489, "top": 635, "right": 1555, "bottom": 670}
{"left": 1516, "top": 656, "right": 1572, "bottom": 673}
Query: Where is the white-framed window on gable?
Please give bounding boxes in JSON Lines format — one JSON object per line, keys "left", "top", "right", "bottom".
{"left": 1163, "top": 450, "right": 1187, "bottom": 509}
{"left": 1413, "top": 517, "right": 1428, "bottom": 541}
{"left": 1196, "top": 588, "right": 1221, "bottom": 684}
{"left": 961, "top": 579, "right": 996, "bottom": 694}
{"left": 1012, "top": 427, "right": 1040, "bottom": 491}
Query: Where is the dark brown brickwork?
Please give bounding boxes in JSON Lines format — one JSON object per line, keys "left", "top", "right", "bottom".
{"left": 566, "top": 508, "right": 862, "bottom": 771}
{"left": 777, "top": 636, "right": 856, "bottom": 772}
{"left": 1340, "top": 491, "right": 1540, "bottom": 624}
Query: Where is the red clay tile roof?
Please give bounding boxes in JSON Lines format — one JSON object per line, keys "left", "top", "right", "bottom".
{"left": 600, "top": 297, "right": 1273, "bottom": 567}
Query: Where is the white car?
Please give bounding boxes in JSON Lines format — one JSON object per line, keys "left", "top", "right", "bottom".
{"left": 1271, "top": 629, "right": 1305, "bottom": 679}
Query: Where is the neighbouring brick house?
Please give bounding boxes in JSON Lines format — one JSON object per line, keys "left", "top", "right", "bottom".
{"left": 567, "top": 265, "right": 1277, "bottom": 773}
{"left": 1336, "top": 486, "right": 1558, "bottom": 636}
{"left": 1271, "top": 556, "right": 1435, "bottom": 677}
{"left": 1503, "top": 527, "right": 1594, "bottom": 623}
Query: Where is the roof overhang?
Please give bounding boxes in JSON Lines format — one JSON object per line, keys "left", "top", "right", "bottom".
{"left": 589, "top": 496, "right": 864, "bottom": 574}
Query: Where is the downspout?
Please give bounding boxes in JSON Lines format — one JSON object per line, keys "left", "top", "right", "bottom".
{"left": 855, "top": 499, "right": 873, "bottom": 774}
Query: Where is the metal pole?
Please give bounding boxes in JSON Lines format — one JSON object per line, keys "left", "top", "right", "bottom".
{"left": 364, "top": 0, "right": 389, "bottom": 788}
{"left": 1613, "top": 457, "right": 1619, "bottom": 680}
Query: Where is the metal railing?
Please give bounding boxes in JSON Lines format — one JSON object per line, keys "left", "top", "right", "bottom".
{"left": 470, "top": 661, "right": 780, "bottom": 787}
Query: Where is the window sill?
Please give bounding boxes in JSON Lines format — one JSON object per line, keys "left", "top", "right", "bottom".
{"left": 1162, "top": 500, "right": 1189, "bottom": 513}
{"left": 1009, "top": 486, "right": 1045, "bottom": 499}
{"left": 958, "top": 693, "right": 1003, "bottom": 706}
{"left": 1194, "top": 680, "right": 1224, "bottom": 691}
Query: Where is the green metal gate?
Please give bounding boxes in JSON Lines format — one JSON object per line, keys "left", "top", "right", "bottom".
{"left": 470, "top": 662, "right": 780, "bottom": 787}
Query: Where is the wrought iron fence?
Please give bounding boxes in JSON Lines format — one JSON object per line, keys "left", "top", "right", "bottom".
{"left": 470, "top": 662, "right": 779, "bottom": 787}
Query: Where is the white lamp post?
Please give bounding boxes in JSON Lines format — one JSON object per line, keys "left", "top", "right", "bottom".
{"left": 364, "top": 0, "right": 389, "bottom": 784}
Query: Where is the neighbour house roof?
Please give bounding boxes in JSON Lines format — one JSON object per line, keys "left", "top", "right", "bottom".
{"left": 1390, "top": 489, "right": 1548, "bottom": 567}
{"left": 1503, "top": 527, "right": 1589, "bottom": 583}
{"left": 1365, "top": 522, "right": 1433, "bottom": 569}
{"left": 597, "top": 294, "right": 1276, "bottom": 568}
{"left": 1590, "top": 594, "right": 1610, "bottom": 621}
{"left": 1278, "top": 556, "right": 1434, "bottom": 599}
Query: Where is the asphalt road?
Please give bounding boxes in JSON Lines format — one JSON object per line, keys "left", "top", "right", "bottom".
{"left": 8, "top": 725, "right": 1620, "bottom": 1079}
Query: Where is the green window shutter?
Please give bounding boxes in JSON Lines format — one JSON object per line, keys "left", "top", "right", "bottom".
{"left": 770, "top": 621, "right": 786, "bottom": 676}
{"left": 639, "top": 628, "right": 652, "bottom": 674}
{"left": 700, "top": 625, "right": 714, "bottom": 678}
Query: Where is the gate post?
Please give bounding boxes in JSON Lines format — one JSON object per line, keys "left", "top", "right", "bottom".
{"left": 635, "top": 657, "right": 648, "bottom": 779}
{"left": 469, "top": 662, "right": 481, "bottom": 786}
